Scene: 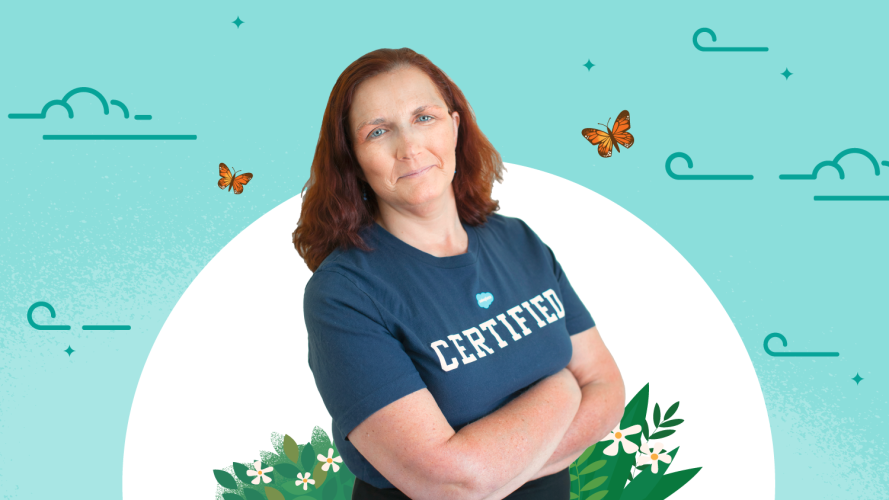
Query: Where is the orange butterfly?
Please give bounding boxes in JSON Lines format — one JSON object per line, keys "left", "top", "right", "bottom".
{"left": 582, "top": 110, "right": 634, "bottom": 158}
{"left": 217, "top": 162, "right": 253, "bottom": 194}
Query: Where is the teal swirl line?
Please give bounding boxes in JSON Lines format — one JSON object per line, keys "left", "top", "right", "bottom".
{"left": 763, "top": 332, "right": 839, "bottom": 357}
{"left": 693, "top": 28, "right": 769, "bottom": 52}
{"left": 666, "top": 152, "right": 754, "bottom": 180}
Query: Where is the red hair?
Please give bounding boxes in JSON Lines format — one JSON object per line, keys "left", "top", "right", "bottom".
{"left": 293, "top": 48, "right": 505, "bottom": 272}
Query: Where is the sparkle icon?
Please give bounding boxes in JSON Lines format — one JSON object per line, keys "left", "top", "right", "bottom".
{"left": 233, "top": 16, "right": 245, "bottom": 29}
{"left": 852, "top": 373, "right": 864, "bottom": 385}
{"left": 64, "top": 345, "right": 75, "bottom": 357}
{"left": 781, "top": 68, "right": 793, "bottom": 80}
{"left": 583, "top": 59, "right": 595, "bottom": 71}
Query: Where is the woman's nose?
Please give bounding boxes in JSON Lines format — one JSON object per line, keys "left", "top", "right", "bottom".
{"left": 396, "top": 129, "right": 421, "bottom": 160}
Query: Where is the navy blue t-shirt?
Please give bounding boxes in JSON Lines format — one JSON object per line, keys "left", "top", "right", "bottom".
{"left": 303, "top": 212, "right": 596, "bottom": 489}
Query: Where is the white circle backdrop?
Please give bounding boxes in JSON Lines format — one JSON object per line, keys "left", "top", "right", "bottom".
{"left": 123, "top": 163, "right": 774, "bottom": 499}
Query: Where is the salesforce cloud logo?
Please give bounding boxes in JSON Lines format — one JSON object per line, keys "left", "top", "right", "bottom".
{"left": 476, "top": 292, "right": 494, "bottom": 309}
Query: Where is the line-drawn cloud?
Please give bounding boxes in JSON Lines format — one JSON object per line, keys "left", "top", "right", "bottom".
{"left": 666, "top": 152, "right": 754, "bottom": 180}
{"left": 693, "top": 28, "right": 769, "bottom": 52}
{"left": 27, "top": 301, "right": 130, "bottom": 330}
{"left": 8, "top": 86, "right": 151, "bottom": 120}
{"left": 779, "top": 147, "right": 885, "bottom": 180}
{"left": 763, "top": 332, "right": 839, "bottom": 357}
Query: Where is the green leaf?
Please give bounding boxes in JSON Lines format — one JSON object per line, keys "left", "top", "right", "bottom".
{"left": 265, "top": 486, "right": 286, "bottom": 500}
{"left": 233, "top": 462, "right": 255, "bottom": 484}
{"left": 637, "top": 464, "right": 651, "bottom": 471}
{"left": 284, "top": 434, "right": 301, "bottom": 463}
{"left": 222, "top": 494, "right": 243, "bottom": 500}
{"left": 588, "top": 491, "right": 608, "bottom": 500}
{"left": 620, "top": 447, "right": 681, "bottom": 500}
{"left": 649, "top": 429, "right": 675, "bottom": 440}
{"left": 653, "top": 403, "right": 661, "bottom": 428}
{"left": 579, "top": 460, "right": 607, "bottom": 475}
{"left": 569, "top": 493, "right": 579, "bottom": 499}
{"left": 301, "top": 443, "right": 317, "bottom": 472}
{"left": 275, "top": 462, "right": 300, "bottom": 479}
{"left": 645, "top": 467, "right": 702, "bottom": 500}
{"left": 641, "top": 420, "right": 650, "bottom": 441}
{"left": 214, "top": 470, "right": 238, "bottom": 490}
{"left": 659, "top": 419, "right": 683, "bottom": 428}
{"left": 322, "top": 475, "right": 340, "bottom": 500}
{"left": 570, "top": 473, "right": 577, "bottom": 481}
{"left": 580, "top": 475, "right": 607, "bottom": 491}
{"left": 243, "top": 489, "right": 265, "bottom": 500}
{"left": 575, "top": 445, "right": 596, "bottom": 467}
{"left": 663, "top": 401, "right": 680, "bottom": 421}
{"left": 312, "top": 461, "right": 329, "bottom": 488}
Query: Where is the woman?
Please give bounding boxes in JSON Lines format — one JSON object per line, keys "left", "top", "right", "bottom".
{"left": 294, "top": 48, "right": 625, "bottom": 500}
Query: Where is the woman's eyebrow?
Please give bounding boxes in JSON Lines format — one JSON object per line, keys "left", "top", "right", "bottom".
{"left": 355, "top": 105, "right": 439, "bottom": 134}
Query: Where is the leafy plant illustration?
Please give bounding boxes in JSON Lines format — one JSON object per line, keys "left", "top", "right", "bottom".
{"left": 567, "top": 384, "right": 701, "bottom": 499}
{"left": 213, "top": 427, "right": 355, "bottom": 500}
{"left": 215, "top": 385, "right": 699, "bottom": 499}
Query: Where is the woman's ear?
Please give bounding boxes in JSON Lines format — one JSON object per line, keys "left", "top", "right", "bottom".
{"left": 452, "top": 111, "right": 460, "bottom": 143}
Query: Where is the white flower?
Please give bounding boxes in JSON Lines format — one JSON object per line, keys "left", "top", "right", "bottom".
{"left": 317, "top": 448, "right": 343, "bottom": 472}
{"left": 297, "top": 472, "right": 316, "bottom": 490}
{"left": 602, "top": 424, "right": 642, "bottom": 456}
{"left": 245, "top": 460, "right": 274, "bottom": 484}
{"left": 636, "top": 441, "right": 672, "bottom": 474}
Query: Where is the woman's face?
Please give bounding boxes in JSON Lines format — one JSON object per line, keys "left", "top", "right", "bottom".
{"left": 348, "top": 66, "right": 460, "bottom": 217}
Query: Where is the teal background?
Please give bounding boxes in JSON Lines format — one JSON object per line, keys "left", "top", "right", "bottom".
{"left": 1, "top": 0, "right": 887, "bottom": 497}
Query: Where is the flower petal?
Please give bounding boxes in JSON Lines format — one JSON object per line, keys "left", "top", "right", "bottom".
{"left": 251, "top": 476, "right": 261, "bottom": 485}
{"left": 652, "top": 441, "right": 664, "bottom": 453}
{"left": 317, "top": 453, "right": 326, "bottom": 462}
{"left": 261, "top": 474, "right": 271, "bottom": 484}
{"left": 636, "top": 455, "right": 649, "bottom": 466}
{"left": 331, "top": 462, "right": 340, "bottom": 473}
{"left": 603, "top": 440, "right": 620, "bottom": 456}
{"left": 333, "top": 456, "right": 342, "bottom": 463}
{"left": 297, "top": 473, "right": 304, "bottom": 480}
{"left": 623, "top": 425, "right": 642, "bottom": 435}
{"left": 328, "top": 448, "right": 335, "bottom": 458}
{"left": 308, "top": 479, "right": 315, "bottom": 485}
{"left": 620, "top": 439, "right": 639, "bottom": 454}
{"left": 254, "top": 460, "right": 262, "bottom": 471}
{"left": 651, "top": 460, "right": 659, "bottom": 474}
{"left": 246, "top": 470, "right": 258, "bottom": 477}
{"left": 302, "top": 482, "right": 308, "bottom": 490}
{"left": 322, "top": 462, "right": 330, "bottom": 471}
{"left": 660, "top": 454, "right": 672, "bottom": 464}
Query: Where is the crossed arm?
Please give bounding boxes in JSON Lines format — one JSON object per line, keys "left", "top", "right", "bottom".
{"left": 347, "top": 325, "right": 625, "bottom": 500}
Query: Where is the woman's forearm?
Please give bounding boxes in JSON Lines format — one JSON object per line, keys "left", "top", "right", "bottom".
{"left": 444, "top": 368, "right": 582, "bottom": 500}
{"left": 528, "top": 377, "right": 626, "bottom": 481}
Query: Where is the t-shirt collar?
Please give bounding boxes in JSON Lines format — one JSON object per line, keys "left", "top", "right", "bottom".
{"left": 370, "top": 218, "right": 478, "bottom": 268}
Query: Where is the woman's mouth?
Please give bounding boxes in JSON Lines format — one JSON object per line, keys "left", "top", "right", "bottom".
{"left": 401, "top": 165, "right": 434, "bottom": 179}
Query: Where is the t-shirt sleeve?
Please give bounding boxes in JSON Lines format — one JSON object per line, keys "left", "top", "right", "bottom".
{"left": 514, "top": 217, "right": 596, "bottom": 335}
{"left": 543, "top": 243, "right": 597, "bottom": 335}
{"left": 304, "top": 270, "right": 428, "bottom": 441}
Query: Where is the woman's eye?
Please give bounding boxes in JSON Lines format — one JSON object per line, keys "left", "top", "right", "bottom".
{"left": 418, "top": 115, "right": 433, "bottom": 122}
{"left": 370, "top": 128, "right": 384, "bottom": 138}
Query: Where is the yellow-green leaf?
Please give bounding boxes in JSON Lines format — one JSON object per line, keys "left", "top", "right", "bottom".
{"left": 284, "top": 435, "right": 301, "bottom": 463}
{"left": 265, "top": 486, "right": 286, "bottom": 500}
{"left": 580, "top": 475, "right": 608, "bottom": 491}
{"left": 588, "top": 490, "right": 608, "bottom": 500}
{"left": 575, "top": 445, "right": 596, "bottom": 467}
{"left": 579, "top": 460, "right": 607, "bottom": 475}
{"left": 312, "top": 461, "right": 328, "bottom": 487}
{"left": 569, "top": 493, "right": 579, "bottom": 499}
